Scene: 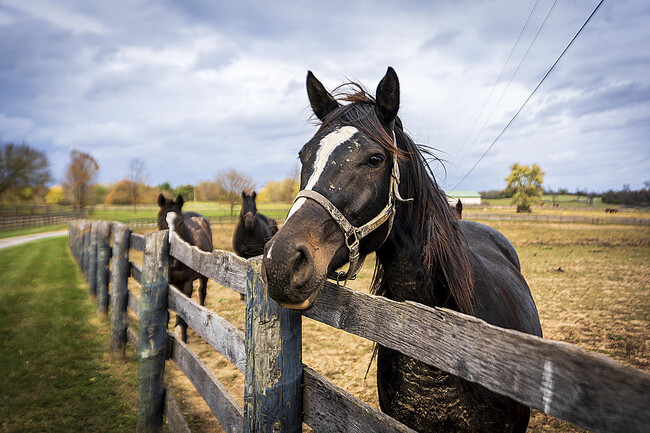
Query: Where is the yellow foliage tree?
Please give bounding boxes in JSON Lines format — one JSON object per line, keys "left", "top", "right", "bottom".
{"left": 46, "top": 185, "right": 65, "bottom": 205}
{"left": 504, "top": 163, "right": 545, "bottom": 213}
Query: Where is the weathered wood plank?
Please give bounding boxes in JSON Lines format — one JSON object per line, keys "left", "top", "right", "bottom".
{"left": 130, "top": 261, "right": 142, "bottom": 284}
{"left": 303, "top": 367, "right": 416, "bottom": 433}
{"left": 96, "top": 221, "right": 112, "bottom": 315}
{"left": 169, "top": 231, "right": 246, "bottom": 294}
{"left": 128, "top": 290, "right": 141, "bottom": 317}
{"left": 168, "top": 332, "right": 243, "bottom": 433}
{"left": 110, "top": 223, "right": 131, "bottom": 358}
{"left": 164, "top": 385, "right": 192, "bottom": 433}
{"left": 244, "top": 258, "right": 302, "bottom": 433}
{"left": 127, "top": 325, "right": 139, "bottom": 352}
{"left": 130, "top": 232, "right": 145, "bottom": 252}
{"left": 138, "top": 230, "right": 170, "bottom": 433}
{"left": 303, "top": 282, "right": 650, "bottom": 433}
{"left": 168, "top": 284, "right": 246, "bottom": 373}
{"left": 88, "top": 221, "right": 98, "bottom": 296}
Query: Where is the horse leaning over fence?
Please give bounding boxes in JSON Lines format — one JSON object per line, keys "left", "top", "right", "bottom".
{"left": 156, "top": 193, "right": 213, "bottom": 342}
{"left": 262, "top": 68, "right": 542, "bottom": 433}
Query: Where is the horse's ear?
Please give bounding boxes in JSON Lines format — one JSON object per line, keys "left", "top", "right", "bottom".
{"left": 375, "top": 67, "right": 400, "bottom": 127}
{"left": 157, "top": 193, "right": 165, "bottom": 207}
{"left": 241, "top": 190, "right": 247, "bottom": 200}
{"left": 307, "top": 71, "right": 339, "bottom": 121}
{"left": 176, "top": 194, "right": 184, "bottom": 208}
{"left": 251, "top": 191, "right": 256, "bottom": 200}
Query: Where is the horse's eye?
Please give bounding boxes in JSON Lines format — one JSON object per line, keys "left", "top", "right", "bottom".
{"left": 367, "top": 154, "right": 385, "bottom": 168}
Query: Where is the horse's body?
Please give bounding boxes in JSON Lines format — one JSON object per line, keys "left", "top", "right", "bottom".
{"left": 233, "top": 191, "right": 278, "bottom": 259}
{"left": 157, "top": 194, "right": 213, "bottom": 342}
{"left": 262, "top": 68, "right": 542, "bottom": 432}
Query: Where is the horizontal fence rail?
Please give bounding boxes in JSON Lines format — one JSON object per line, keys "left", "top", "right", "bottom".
{"left": 67, "top": 219, "right": 650, "bottom": 433}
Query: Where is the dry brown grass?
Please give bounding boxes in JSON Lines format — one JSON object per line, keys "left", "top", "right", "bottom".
{"left": 131, "top": 222, "right": 649, "bottom": 432}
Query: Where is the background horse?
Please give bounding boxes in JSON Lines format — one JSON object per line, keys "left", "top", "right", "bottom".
{"left": 233, "top": 191, "right": 278, "bottom": 259}
{"left": 157, "top": 193, "right": 213, "bottom": 342}
{"left": 233, "top": 191, "right": 278, "bottom": 299}
{"left": 453, "top": 199, "right": 463, "bottom": 219}
{"left": 262, "top": 68, "right": 542, "bottom": 432}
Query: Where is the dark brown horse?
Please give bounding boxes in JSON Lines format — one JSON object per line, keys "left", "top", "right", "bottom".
{"left": 262, "top": 68, "right": 542, "bottom": 432}
{"left": 233, "top": 190, "right": 278, "bottom": 259}
{"left": 157, "top": 193, "right": 213, "bottom": 342}
{"left": 454, "top": 199, "right": 463, "bottom": 219}
{"left": 233, "top": 191, "right": 278, "bottom": 300}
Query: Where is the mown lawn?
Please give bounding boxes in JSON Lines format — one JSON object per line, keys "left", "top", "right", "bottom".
{"left": 0, "top": 237, "right": 139, "bottom": 433}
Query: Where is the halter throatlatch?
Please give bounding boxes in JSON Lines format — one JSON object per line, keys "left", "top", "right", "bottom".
{"left": 293, "top": 147, "right": 413, "bottom": 285}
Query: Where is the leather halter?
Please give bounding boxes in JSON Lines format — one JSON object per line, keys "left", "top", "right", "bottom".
{"left": 293, "top": 141, "right": 413, "bottom": 284}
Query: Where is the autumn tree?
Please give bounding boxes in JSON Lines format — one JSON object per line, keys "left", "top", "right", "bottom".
{"left": 195, "top": 180, "right": 223, "bottom": 201}
{"left": 105, "top": 180, "right": 134, "bottom": 205}
{"left": 214, "top": 169, "right": 255, "bottom": 215}
{"left": 128, "top": 157, "right": 146, "bottom": 213}
{"left": 64, "top": 150, "right": 98, "bottom": 217}
{"left": 0, "top": 142, "right": 51, "bottom": 201}
{"left": 45, "top": 185, "right": 65, "bottom": 205}
{"left": 504, "top": 163, "right": 545, "bottom": 213}
{"left": 257, "top": 178, "right": 299, "bottom": 203}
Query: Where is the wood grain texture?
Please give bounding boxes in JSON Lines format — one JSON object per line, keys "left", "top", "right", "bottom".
{"left": 169, "top": 231, "right": 247, "bottom": 294}
{"left": 168, "top": 284, "right": 246, "bottom": 373}
{"left": 163, "top": 385, "right": 192, "bottom": 433}
{"left": 244, "top": 259, "right": 302, "bottom": 433}
{"left": 303, "top": 367, "right": 416, "bottom": 433}
{"left": 137, "top": 230, "right": 170, "bottom": 433}
{"left": 130, "top": 261, "right": 142, "bottom": 284}
{"left": 130, "top": 232, "right": 145, "bottom": 252}
{"left": 96, "top": 220, "right": 112, "bottom": 315}
{"left": 303, "top": 282, "right": 650, "bottom": 433}
{"left": 168, "top": 332, "right": 243, "bottom": 433}
{"left": 110, "top": 222, "right": 131, "bottom": 358}
{"left": 88, "top": 221, "right": 98, "bottom": 296}
{"left": 128, "top": 290, "right": 141, "bottom": 317}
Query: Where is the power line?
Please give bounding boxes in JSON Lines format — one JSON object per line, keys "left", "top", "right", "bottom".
{"left": 451, "top": 0, "right": 606, "bottom": 190}
{"left": 454, "top": 0, "right": 558, "bottom": 171}
{"left": 454, "top": 0, "right": 542, "bottom": 163}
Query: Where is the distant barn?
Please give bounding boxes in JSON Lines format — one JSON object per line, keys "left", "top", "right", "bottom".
{"left": 446, "top": 190, "right": 482, "bottom": 206}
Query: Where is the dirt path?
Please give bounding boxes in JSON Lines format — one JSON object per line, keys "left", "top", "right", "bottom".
{"left": 0, "top": 229, "right": 68, "bottom": 250}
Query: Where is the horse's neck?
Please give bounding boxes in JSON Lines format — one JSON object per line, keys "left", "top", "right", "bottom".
{"left": 376, "top": 213, "right": 452, "bottom": 309}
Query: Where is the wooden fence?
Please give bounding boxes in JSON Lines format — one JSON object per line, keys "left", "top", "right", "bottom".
{"left": 67, "top": 219, "right": 650, "bottom": 433}
{"left": 0, "top": 205, "right": 76, "bottom": 230}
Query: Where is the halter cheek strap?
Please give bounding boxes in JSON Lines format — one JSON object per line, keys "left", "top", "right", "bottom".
{"left": 293, "top": 150, "right": 412, "bottom": 284}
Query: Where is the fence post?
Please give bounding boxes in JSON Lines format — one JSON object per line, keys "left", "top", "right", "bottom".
{"left": 137, "top": 230, "right": 169, "bottom": 433}
{"left": 110, "top": 223, "right": 131, "bottom": 359}
{"left": 82, "top": 220, "right": 90, "bottom": 278}
{"left": 87, "top": 221, "right": 99, "bottom": 296}
{"left": 244, "top": 258, "right": 303, "bottom": 433}
{"left": 96, "top": 221, "right": 112, "bottom": 315}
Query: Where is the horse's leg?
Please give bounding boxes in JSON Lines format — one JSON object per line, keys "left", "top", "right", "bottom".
{"left": 198, "top": 276, "right": 208, "bottom": 306}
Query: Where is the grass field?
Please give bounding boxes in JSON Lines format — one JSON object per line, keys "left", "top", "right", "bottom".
{"left": 0, "top": 237, "right": 139, "bottom": 433}
{"left": 2, "top": 220, "right": 648, "bottom": 432}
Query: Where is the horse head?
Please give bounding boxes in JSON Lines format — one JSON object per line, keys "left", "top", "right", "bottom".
{"left": 157, "top": 193, "right": 185, "bottom": 238}
{"left": 240, "top": 190, "right": 257, "bottom": 231}
{"left": 262, "top": 67, "right": 402, "bottom": 310}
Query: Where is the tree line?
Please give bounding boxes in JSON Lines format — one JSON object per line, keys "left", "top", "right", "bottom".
{"left": 1, "top": 142, "right": 299, "bottom": 216}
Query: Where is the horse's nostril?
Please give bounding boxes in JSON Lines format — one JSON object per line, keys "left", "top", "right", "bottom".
{"left": 290, "top": 245, "right": 313, "bottom": 288}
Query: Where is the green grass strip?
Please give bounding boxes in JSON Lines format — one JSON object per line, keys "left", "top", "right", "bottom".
{"left": 0, "top": 237, "right": 138, "bottom": 432}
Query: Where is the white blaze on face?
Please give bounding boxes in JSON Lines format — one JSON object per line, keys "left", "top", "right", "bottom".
{"left": 166, "top": 212, "right": 179, "bottom": 241}
{"left": 286, "top": 126, "right": 359, "bottom": 222}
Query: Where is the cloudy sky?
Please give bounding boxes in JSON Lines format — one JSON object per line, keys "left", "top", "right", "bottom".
{"left": 0, "top": 0, "right": 648, "bottom": 193}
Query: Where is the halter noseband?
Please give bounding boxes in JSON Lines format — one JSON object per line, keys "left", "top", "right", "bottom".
{"left": 293, "top": 142, "right": 412, "bottom": 284}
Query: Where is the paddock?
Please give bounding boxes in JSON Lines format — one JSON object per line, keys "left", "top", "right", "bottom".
{"left": 67, "top": 219, "right": 649, "bottom": 432}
